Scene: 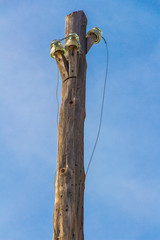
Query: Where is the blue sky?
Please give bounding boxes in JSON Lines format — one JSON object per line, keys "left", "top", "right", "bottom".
{"left": 0, "top": 0, "right": 160, "bottom": 240}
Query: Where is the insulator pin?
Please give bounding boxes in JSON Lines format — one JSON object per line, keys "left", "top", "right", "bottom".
{"left": 50, "top": 40, "right": 65, "bottom": 59}
{"left": 65, "top": 33, "right": 81, "bottom": 51}
{"left": 86, "top": 27, "right": 102, "bottom": 44}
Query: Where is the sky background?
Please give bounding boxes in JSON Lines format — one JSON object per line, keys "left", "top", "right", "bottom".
{"left": 0, "top": 0, "right": 160, "bottom": 240}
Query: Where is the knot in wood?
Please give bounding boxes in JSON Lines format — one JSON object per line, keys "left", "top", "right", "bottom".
{"left": 60, "top": 168, "right": 67, "bottom": 175}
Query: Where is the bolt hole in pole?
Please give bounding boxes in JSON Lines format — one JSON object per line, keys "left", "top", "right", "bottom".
{"left": 69, "top": 100, "right": 73, "bottom": 104}
{"left": 60, "top": 168, "right": 66, "bottom": 175}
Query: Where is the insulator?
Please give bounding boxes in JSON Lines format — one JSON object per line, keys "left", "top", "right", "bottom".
{"left": 86, "top": 27, "right": 102, "bottom": 44}
{"left": 65, "top": 33, "right": 81, "bottom": 51}
{"left": 50, "top": 40, "right": 65, "bottom": 59}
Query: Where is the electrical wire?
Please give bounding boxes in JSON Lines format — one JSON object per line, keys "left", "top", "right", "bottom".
{"left": 85, "top": 36, "right": 109, "bottom": 178}
{"left": 51, "top": 36, "right": 68, "bottom": 43}
{"left": 53, "top": 169, "right": 57, "bottom": 227}
{"left": 53, "top": 67, "right": 60, "bottom": 229}
{"left": 53, "top": 66, "right": 59, "bottom": 203}
{"left": 56, "top": 66, "right": 60, "bottom": 128}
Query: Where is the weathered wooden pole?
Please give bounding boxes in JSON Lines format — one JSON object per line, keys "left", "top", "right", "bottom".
{"left": 51, "top": 10, "right": 102, "bottom": 240}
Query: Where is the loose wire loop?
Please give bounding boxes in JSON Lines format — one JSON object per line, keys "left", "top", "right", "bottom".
{"left": 85, "top": 36, "right": 109, "bottom": 178}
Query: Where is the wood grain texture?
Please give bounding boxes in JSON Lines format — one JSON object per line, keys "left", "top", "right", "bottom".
{"left": 53, "top": 11, "right": 87, "bottom": 240}
{"left": 86, "top": 34, "right": 96, "bottom": 54}
{"left": 55, "top": 52, "right": 69, "bottom": 82}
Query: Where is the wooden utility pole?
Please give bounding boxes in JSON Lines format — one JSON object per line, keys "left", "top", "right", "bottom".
{"left": 51, "top": 10, "right": 101, "bottom": 240}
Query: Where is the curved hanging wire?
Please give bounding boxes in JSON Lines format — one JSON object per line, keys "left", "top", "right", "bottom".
{"left": 85, "top": 36, "right": 109, "bottom": 178}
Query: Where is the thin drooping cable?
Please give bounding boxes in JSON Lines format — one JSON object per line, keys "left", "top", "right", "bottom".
{"left": 51, "top": 36, "right": 68, "bottom": 43}
{"left": 85, "top": 36, "right": 109, "bottom": 178}
{"left": 54, "top": 36, "right": 68, "bottom": 128}
{"left": 54, "top": 170, "right": 57, "bottom": 194}
{"left": 56, "top": 66, "right": 60, "bottom": 128}
{"left": 53, "top": 67, "right": 60, "bottom": 228}
{"left": 53, "top": 169, "right": 57, "bottom": 227}
{"left": 53, "top": 68, "right": 59, "bottom": 201}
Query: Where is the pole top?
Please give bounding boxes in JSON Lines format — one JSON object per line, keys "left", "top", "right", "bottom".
{"left": 66, "top": 10, "right": 87, "bottom": 22}
{"left": 86, "top": 27, "right": 102, "bottom": 44}
{"left": 65, "top": 10, "right": 87, "bottom": 53}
